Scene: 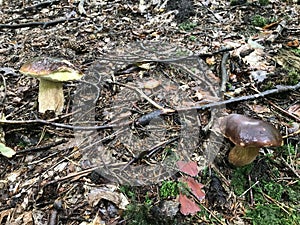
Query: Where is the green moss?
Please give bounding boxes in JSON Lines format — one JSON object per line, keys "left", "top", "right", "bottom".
{"left": 246, "top": 204, "right": 299, "bottom": 225}
{"left": 123, "top": 203, "right": 151, "bottom": 225}
{"left": 231, "top": 164, "right": 253, "bottom": 196}
{"left": 189, "top": 35, "right": 197, "bottom": 41}
{"left": 279, "top": 143, "right": 296, "bottom": 157}
{"left": 286, "top": 69, "right": 300, "bottom": 85}
{"left": 292, "top": 48, "right": 300, "bottom": 56}
{"left": 179, "top": 21, "right": 197, "bottom": 31}
{"left": 119, "top": 185, "right": 135, "bottom": 198}
{"left": 259, "top": 0, "right": 269, "bottom": 6}
{"left": 231, "top": 161, "right": 300, "bottom": 224}
{"left": 123, "top": 200, "right": 180, "bottom": 225}
{"left": 160, "top": 181, "right": 179, "bottom": 198}
{"left": 251, "top": 15, "right": 267, "bottom": 27}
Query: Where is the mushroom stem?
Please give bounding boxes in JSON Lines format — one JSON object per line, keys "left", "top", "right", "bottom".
{"left": 38, "top": 79, "right": 64, "bottom": 114}
{"left": 228, "top": 146, "right": 260, "bottom": 167}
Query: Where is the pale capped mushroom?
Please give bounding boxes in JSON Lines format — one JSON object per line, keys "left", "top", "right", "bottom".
{"left": 220, "top": 114, "right": 282, "bottom": 166}
{"left": 20, "top": 57, "right": 83, "bottom": 115}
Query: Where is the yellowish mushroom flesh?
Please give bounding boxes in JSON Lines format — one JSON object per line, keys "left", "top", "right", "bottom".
{"left": 38, "top": 79, "right": 64, "bottom": 114}
{"left": 228, "top": 146, "right": 260, "bottom": 167}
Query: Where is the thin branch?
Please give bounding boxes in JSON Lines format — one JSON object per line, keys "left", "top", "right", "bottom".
{"left": 45, "top": 167, "right": 97, "bottom": 186}
{"left": 0, "top": 17, "right": 80, "bottom": 29}
{"left": 1, "top": 82, "right": 299, "bottom": 130}
{"left": 10, "top": 0, "right": 61, "bottom": 13}
{"left": 0, "top": 118, "right": 126, "bottom": 130}
{"left": 122, "top": 137, "right": 179, "bottom": 170}
{"left": 239, "top": 180, "right": 259, "bottom": 198}
{"left": 110, "top": 81, "right": 175, "bottom": 113}
{"left": 280, "top": 157, "right": 300, "bottom": 179}
{"left": 267, "top": 20, "right": 287, "bottom": 42}
{"left": 16, "top": 139, "right": 68, "bottom": 154}
{"left": 0, "top": 74, "right": 7, "bottom": 105}
{"left": 220, "top": 52, "right": 230, "bottom": 97}
{"left": 268, "top": 100, "right": 300, "bottom": 122}
{"left": 177, "top": 82, "right": 300, "bottom": 112}
{"left": 197, "top": 46, "right": 234, "bottom": 58}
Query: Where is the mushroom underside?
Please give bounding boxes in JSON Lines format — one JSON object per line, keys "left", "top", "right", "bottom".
{"left": 228, "top": 146, "right": 260, "bottom": 167}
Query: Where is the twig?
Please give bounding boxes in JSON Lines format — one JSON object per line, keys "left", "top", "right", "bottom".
{"left": 0, "top": 74, "right": 7, "bottom": 105}
{"left": 267, "top": 100, "right": 300, "bottom": 122}
{"left": 220, "top": 52, "right": 230, "bottom": 97}
{"left": 195, "top": 204, "right": 226, "bottom": 225}
{"left": 8, "top": 0, "right": 61, "bottom": 13}
{"left": 0, "top": 17, "right": 80, "bottom": 29}
{"left": 16, "top": 139, "right": 68, "bottom": 154}
{"left": 267, "top": 20, "right": 287, "bottom": 42}
{"left": 110, "top": 81, "right": 174, "bottom": 113}
{"left": 122, "top": 137, "right": 178, "bottom": 170}
{"left": 280, "top": 157, "right": 300, "bottom": 179}
{"left": 282, "top": 129, "right": 300, "bottom": 138}
{"left": 239, "top": 180, "right": 259, "bottom": 199}
{"left": 45, "top": 167, "right": 97, "bottom": 186}
{"left": 1, "top": 82, "right": 299, "bottom": 130}
{"left": 177, "top": 82, "right": 300, "bottom": 112}
{"left": 28, "top": 151, "right": 59, "bottom": 165}
{"left": 197, "top": 47, "right": 235, "bottom": 58}
{"left": 0, "top": 118, "right": 124, "bottom": 130}
{"left": 261, "top": 192, "right": 292, "bottom": 214}
{"left": 198, "top": 1, "right": 222, "bottom": 23}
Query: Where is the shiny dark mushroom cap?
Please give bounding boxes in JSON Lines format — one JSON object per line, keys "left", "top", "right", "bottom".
{"left": 20, "top": 57, "right": 82, "bottom": 82}
{"left": 220, "top": 114, "right": 282, "bottom": 148}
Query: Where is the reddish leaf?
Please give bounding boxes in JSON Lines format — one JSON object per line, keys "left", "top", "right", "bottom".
{"left": 182, "top": 177, "right": 205, "bottom": 200}
{"left": 179, "top": 194, "right": 200, "bottom": 216}
{"left": 177, "top": 161, "right": 199, "bottom": 177}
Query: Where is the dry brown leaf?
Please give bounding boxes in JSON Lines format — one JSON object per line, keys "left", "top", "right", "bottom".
{"left": 286, "top": 39, "right": 299, "bottom": 47}
{"left": 85, "top": 185, "right": 129, "bottom": 209}
{"left": 177, "top": 161, "right": 199, "bottom": 177}
{"left": 247, "top": 104, "right": 270, "bottom": 113}
{"left": 288, "top": 104, "right": 300, "bottom": 117}
{"left": 179, "top": 194, "right": 200, "bottom": 216}
{"left": 206, "top": 56, "right": 216, "bottom": 65}
{"left": 181, "top": 177, "right": 205, "bottom": 200}
{"left": 143, "top": 79, "right": 161, "bottom": 89}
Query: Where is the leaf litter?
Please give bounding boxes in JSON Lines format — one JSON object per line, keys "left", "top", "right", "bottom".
{"left": 0, "top": 0, "right": 299, "bottom": 224}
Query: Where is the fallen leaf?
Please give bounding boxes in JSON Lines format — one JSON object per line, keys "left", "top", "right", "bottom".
{"left": 85, "top": 185, "right": 129, "bottom": 209}
{"left": 247, "top": 38, "right": 264, "bottom": 49}
{"left": 206, "top": 56, "right": 216, "bottom": 65}
{"left": 250, "top": 70, "right": 268, "bottom": 83}
{"left": 247, "top": 104, "right": 270, "bottom": 113}
{"left": 286, "top": 39, "right": 299, "bottom": 47}
{"left": 179, "top": 194, "right": 200, "bottom": 216}
{"left": 177, "top": 161, "right": 199, "bottom": 177}
{"left": 143, "top": 79, "right": 161, "bottom": 89}
{"left": 0, "top": 143, "right": 16, "bottom": 158}
{"left": 182, "top": 177, "right": 205, "bottom": 200}
{"left": 288, "top": 104, "right": 300, "bottom": 117}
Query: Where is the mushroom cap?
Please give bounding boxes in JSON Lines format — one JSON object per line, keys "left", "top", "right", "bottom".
{"left": 19, "top": 57, "right": 83, "bottom": 82}
{"left": 220, "top": 114, "right": 282, "bottom": 147}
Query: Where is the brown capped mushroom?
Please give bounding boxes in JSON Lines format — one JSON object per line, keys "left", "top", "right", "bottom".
{"left": 20, "top": 57, "right": 83, "bottom": 115}
{"left": 220, "top": 114, "right": 282, "bottom": 166}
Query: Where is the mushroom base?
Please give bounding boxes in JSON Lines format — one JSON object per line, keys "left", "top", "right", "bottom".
{"left": 38, "top": 79, "right": 64, "bottom": 114}
{"left": 228, "top": 146, "right": 260, "bottom": 167}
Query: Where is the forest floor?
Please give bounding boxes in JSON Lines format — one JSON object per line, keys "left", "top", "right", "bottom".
{"left": 0, "top": 0, "right": 299, "bottom": 224}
